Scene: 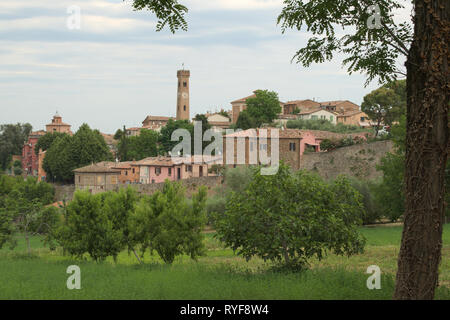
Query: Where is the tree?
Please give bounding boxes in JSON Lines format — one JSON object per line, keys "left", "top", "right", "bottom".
{"left": 158, "top": 119, "right": 194, "bottom": 155}
{"left": 129, "top": 181, "right": 207, "bottom": 264}
{"left": 213, "top": 164, "right": 365, "bottom": 270}
{"left": 0, "top": 123, "right": 32, "bottom": 170}
{"left": 114, "top": 128, "right": 125, "bottom": 141}
{"left": 34, "top": 132, "right": 67, "bottom": 155}
{"left": 245, "top": 90, "right": 282, "bottom": 127}
{"left": 118, "top": 129, "right": 159, "bottom": 161}
{"left": 362, "top": 80, "right": 406, "bottom": 135}
{"left": 277, "top": 0, "right": 448, "bottom": 300}
{"left": 218, "top": 109, "right": 231, "bottom": 120}
{"left": 56, "top": 190, "right": 124, "bottom": 262}
{"left": 43, "top": 124, "right": 113, "bottom": 183}
{"left": 129, "top": 0, "right": 188, "bottom": 33}
{"left": 362, "top": 87, "right": 396, "bottom": 136}
{"left": 193, "top": 114, "right": 212, "bottom": 154}
{"left": 133, "top": 0, "right": 448, "bottom": 299}
{"left": 0, "top": 176, "right": 57, "bottom": 254}
{"left": 235, "top": 111, "right": 256, "bottom": 130}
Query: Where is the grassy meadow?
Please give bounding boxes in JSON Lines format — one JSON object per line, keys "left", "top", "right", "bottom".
{"left": 1, "top": 224, "right": 449, "bottom": 300}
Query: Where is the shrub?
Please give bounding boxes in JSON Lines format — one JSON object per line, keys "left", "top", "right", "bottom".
{"left": 348, "top": 178, "right": 382, "bottom": 225}
{"left": 206, "top": 195, "right": 227, "bottom": 225}
{"left": 56, "top": 190, "right": 125, "bottom": 262}
{"left": 129, "top": 181, "right": 207, "bottom": 264}
{"left": 213, "top": 164, "right": 365, "bottom": 270}
{"left": 373, "top": 152, "right": 405, "bottom": 222}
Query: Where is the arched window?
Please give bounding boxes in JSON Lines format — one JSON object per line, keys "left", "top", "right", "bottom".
{"left": 184, "top": 105, "right": 186, "bottom": 111}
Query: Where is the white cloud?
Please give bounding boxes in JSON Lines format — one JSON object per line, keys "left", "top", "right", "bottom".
{"left": 186, "top": 0, "right": 283, "bottom": 11}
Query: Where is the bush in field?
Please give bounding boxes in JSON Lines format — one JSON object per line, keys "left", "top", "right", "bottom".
{"left": 213, "top": 164, "right": 365, "bottom": 270}
{"left": 373, "top": 151, "right": 405, "bottom": 222}
{"left": 222, "top": 165, "right": 253, "bottom": 195}
{"left": 206, "top": 195, "right": 227, "bottom": 225}
{"left": 129, "top": 181, "right": 207, "bottom": 264}
{"left": 0, "top": 176, "right": 57, "bottom": 253}
{"left": 56, "top": 190, "right": 125, "bottom": 262}
{"left": 348, "top": 178, "right": 382, "bottom": 225}
{"left": 206, "top": 166, "right": 253, "bottom": 225}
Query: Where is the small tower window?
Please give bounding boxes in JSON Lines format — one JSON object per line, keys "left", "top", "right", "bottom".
{"left": 183, "top": 82, "right": 187, "bottom": 87}
{"left": 184, "top": 105, "right": 186, "bottom": 111}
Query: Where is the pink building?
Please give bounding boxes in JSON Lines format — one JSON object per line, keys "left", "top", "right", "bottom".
{"left": 135, "top": 156, "right": 217, "bottom": 184}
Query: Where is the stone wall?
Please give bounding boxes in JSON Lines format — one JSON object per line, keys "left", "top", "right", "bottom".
{"left": 53, "top": 184, "right": 76, "bottom": 201}
{"left": 53, "top": 176, "right": 223, "bottom": 201}
{"left": 130, "top": 176, "right": 222, "bottom": 197}
{"left": 299, "top": 140, "right": 394, "bottom": 181}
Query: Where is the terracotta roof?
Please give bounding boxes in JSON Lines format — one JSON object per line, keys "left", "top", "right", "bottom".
{"left": 142, "top": 115, "right": 174, "bottom": 123}
{"left": 284, "top": 99, "right": 321, "bottom": 108}
{"left": 337, "top": 110, "right": 368, "bottom": 118}
{"left": 30, "top": 130, "right": 46, "bottom": 136}
{"left": 73, "top": 162, "right": 119, "bottom": 173}
{"left": 231, "top": 93, "right": 257, "bottom": 104}
{"left": 135, "top": 157, "right": 177, "bottom": 167}
{"left": 224, "top": 128, "right": 304, "bottom": 139}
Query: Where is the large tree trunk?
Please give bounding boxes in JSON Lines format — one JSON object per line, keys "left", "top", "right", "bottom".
{"left": 394, "top": 0, "right": 449, "bottom": 300}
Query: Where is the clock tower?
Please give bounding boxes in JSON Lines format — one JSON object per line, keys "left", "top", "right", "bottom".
{"left": 176, "top": 69, "right": 190, "bottom": 121}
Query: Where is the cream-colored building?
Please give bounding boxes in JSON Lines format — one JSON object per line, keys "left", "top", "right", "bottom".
{"left": 299, "top": 108, "right": 338, "bottom": 124}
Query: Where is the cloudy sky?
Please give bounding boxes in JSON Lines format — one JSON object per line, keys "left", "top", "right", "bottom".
{"left": 0, "top": 0, "right": 411, "bottom": 134}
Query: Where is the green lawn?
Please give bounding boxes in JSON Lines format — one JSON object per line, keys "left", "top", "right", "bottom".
{"left": 1, "top": 224, "right": 449, "bottom": 300}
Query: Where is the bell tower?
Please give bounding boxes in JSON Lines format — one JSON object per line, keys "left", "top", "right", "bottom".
{"left": 176, "top": 68, "right": 190, "bottom": 121}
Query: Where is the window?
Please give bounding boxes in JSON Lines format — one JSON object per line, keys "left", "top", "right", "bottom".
{"left": 185, "top": 165, "right": 192, "bottom": 172}
{"left": 259, "top": 144, "right": 267, "bottom": 151}
{"left": 320, "top": 115, "right": 326, "bottom": 120}
{"left": 360, "top": 117, "right": 365, "bottom": 122}
{"left": 155, "top": 167, "right": 161, "bottom": 175}
{"left": 132, "top": 168, "right": 135, "bottom": 174}
{"left": 125, "top": 171, "right": 128, "bottom": 176}
{"left": 184, "top": 105, "right": 186, "bottom": 111}
{"left": 168, "top": 168, "right": 172, "bottom": 176}
{"left": 183, "top": 82, "right": 187, "bottom": 87}
{"left": 289, "top": 142, "right": 296, "bottom": 151}
{"left": 311, "top": 115, "right": 318, "bottom": 120}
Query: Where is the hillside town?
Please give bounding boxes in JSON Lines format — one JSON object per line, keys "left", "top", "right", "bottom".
{"left": 15, "top": 68, "right": 383, "bottom": 194}
{"left": 0, "top": 0, "right": 448, "bottom": 304}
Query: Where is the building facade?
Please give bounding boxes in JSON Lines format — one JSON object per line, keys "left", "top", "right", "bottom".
{"left": 45, "top": 112, "right": 72, "bottom": 134}
{"left": 74, "top": 163, "right": 120, "bottom": 194}
{"left": 22, "top": 130, "right": 46, "bottom": 176}
{"left": 222, "top": 128, "right": 322, "bottom": 170}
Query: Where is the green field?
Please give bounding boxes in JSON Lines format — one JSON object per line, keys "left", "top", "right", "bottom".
{"left": 1, "top": 224, "right": 449, "bottom": 300}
